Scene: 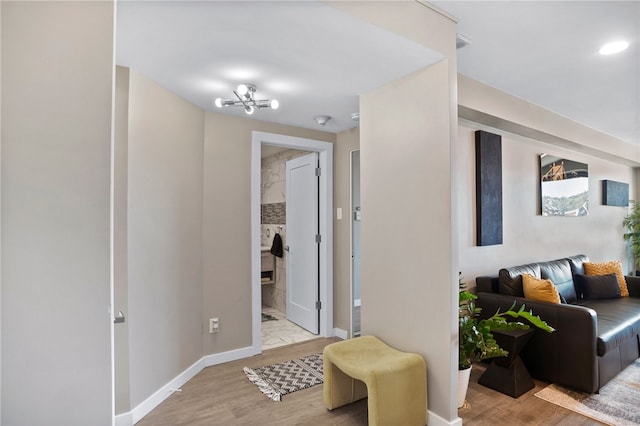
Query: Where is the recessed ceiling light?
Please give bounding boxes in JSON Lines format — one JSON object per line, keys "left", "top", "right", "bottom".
{"left": 599, "top": 40, "right": 629, "bottom": 55}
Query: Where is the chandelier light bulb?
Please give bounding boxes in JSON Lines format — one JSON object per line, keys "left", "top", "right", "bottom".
{"left": 214, "top": 97, "right": 223, "bottom": 108}
{"left": 270, "top": 99, "right": 279, "bottom": 110}
{"left": 237, "top": 84, "right": 249, "bottom": 96}
{"left": 244, "top": 105, "right": 255, "bottom": 115}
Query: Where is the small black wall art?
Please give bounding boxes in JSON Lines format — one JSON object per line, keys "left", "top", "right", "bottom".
{"left": 475, "top": 130, "right": 503, "bottom": 246}
{"left": 540, "top": 154, "right": 589, "bottom": 216}
{"left": 602, "top": 180, "right": 629, "bottom": 207}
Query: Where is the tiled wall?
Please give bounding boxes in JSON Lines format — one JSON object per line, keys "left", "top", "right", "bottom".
{"left": 261, "top": 202, "right": 285, "bottom": 224}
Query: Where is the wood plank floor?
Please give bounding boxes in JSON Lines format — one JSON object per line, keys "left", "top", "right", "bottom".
{"left": 460, "top": 363, "right": 601, "bottom": 426}
{"left": 137, "top": 338, "right": 600, "bottom": 425}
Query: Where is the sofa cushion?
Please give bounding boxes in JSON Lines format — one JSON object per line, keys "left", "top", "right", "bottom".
{"left": 522, "top": 274, "right": 561, "bottom": 303}
{"left": 578, "top": 297, "right": 640, "bottom": 356}
{"left": 575, "top": 273, "right": 621, "bottom": 300}
{"left": 584, "top": 260, "right": 629, "bottom": 297}
{"left": 498, "top": 263, "right": 540, "bottom": 296}
{"left": 566, "top": 254, "right": 589, "bottom": 276}
{"left": 540, "top": 259, "right": 578, "bottom": 304}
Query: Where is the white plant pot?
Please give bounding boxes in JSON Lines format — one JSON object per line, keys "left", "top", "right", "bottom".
{"left": 457, "top": 366, "right": 471, "bottom": 408}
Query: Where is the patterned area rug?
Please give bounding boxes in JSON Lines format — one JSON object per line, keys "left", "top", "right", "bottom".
{"left": 535, "top": 359, "right": 640, "bottom": 425}
{"left": 243, "top": 353, "right": 323, "bottom": 401}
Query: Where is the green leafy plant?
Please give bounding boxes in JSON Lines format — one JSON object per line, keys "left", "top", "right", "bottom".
{"left": 623, "top": 200, "right": 640, "bottom": 274}
{"left": 458, "top": 275, "right": 555, "bottom": 370}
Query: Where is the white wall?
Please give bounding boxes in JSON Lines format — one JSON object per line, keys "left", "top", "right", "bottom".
{"left": 127, "top": 70, "right": 205, "bottom": 407}
{"left": 457, "top": 75, "right": 639, "bottom": 283}
{"left": 0, "top": 3, "right": 3, "bottom": 421}
{"left": 201, "top": 113, "right": 334, "bottom": 355}
{"left": 113, "top": 69, "right": 336, "bottom": 412}
{"left": 334, "top": 3, "right": 459, "bottom": 423}
{"left": 361, "top": 61, "right": 456, "bottom": 423}
{"left": 1, "top": 2, "right": 114, "bottom": 424}
{"left": 458, "top": 122, "right": 637, "bottom": 282}
{"left": 114, "top": 66, "right": 131, "bottom": 414}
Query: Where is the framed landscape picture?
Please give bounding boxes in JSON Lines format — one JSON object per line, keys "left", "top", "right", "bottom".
{"left": 540, "top": 154, "right": 589, "bottom": 216}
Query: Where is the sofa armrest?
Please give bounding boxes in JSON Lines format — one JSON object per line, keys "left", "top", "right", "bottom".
{"left": 626, "top": 275, "right": 640, "bottom": 297}
{"left": 476, "top": 292, "right": 598, "bottom": 393}
{"left": 475, "top": 276, "right": 499, "bottom": 293}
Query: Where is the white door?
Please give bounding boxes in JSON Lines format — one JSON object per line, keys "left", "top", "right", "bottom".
{"left": 286, "top": 152, "right": 319, "bottom": 334}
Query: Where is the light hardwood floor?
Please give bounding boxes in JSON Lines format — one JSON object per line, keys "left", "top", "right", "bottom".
{"left": 137, "top": 338, "right": 599, "bottom": 425}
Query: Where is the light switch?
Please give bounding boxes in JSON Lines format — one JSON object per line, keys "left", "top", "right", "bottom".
{"left": 336, "top": 207, "right": 343, "bottom": 220}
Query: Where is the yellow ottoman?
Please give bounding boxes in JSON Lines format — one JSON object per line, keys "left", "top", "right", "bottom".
{"left": 323, "top": 335, "right": 427, "bottom": 426}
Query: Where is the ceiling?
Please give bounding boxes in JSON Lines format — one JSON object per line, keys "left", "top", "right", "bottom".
{"left": 116, "top": 1, "right": 640, "bottom": 148}
{"left": 116, "top": 1, "right": 442, "bottom": 134}
{"left": 432, "top": 0, "right": 639, "bottom": 147}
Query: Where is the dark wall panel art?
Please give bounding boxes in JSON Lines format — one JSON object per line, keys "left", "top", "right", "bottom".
{"left": 475, "top": 130, "right": 503, "bottom": 246}
{"left": 602, "top": 180, "right": 629, "bottom": 207}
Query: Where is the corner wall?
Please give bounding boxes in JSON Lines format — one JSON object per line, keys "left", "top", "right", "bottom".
{"left": 1, "top": 2, "right": 114, "bottom": 424}
{"left": 202, "top": 113, "right": 335, "bottom": 355}
{"left": 127, "top": 70, "right": 205, "bottom": 407}
{"left": 335, "top": 2, "right": 459, "bottom": 423}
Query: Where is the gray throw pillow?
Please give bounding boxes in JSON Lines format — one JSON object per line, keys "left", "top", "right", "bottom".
{"left": 574, "top": 273, "right": 621, "bottom": 299}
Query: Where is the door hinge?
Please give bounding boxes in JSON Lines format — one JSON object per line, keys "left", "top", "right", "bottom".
{"left": 315, "top": 234, "right": 322, "bottom": 244}
{"left": 315, "top": 167, "right": 321, "bottom": 177}
{"left": 315, "top": 301, "right": 322, "bottom": 310}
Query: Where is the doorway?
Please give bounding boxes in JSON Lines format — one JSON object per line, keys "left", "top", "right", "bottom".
{"left": 351, "top": 149, "right": 361, "bottom": 338}
{"left": 259, "top": 148, "right": 318, "bottom": 350}
{"left": 251, "top": 131, "right": 333, "bottom": 353}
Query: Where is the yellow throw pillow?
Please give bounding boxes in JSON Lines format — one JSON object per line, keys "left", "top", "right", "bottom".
{"left": 522, "top": 274, "right": 562, "bottom": 304}
{"left": 584, "top": 260, "right": 629, "bottom": 297}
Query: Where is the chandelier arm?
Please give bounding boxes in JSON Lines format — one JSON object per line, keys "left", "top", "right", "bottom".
{"left": 233, "top": 90, "right": 262, "bottom": 108}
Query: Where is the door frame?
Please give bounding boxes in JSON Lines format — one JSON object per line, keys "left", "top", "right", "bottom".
{"left": 350, "top": 149, "right": 361, "bottom": 339}
{"left": 251, "top": 131, "right": 333, "bottom": 352}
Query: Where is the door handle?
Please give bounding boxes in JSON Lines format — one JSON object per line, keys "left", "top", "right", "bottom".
{"left": 284, "top": 245, "right": 290, "bottom": 252}
{"left": 114, "top": 310, "right": 126, "bottom": 324}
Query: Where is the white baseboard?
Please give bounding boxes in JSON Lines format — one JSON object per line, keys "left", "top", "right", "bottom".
{"left": 114, "top": 411, "right": 132, "bottom": 426}
{"left": 130, "top": 357, "right": 205, "bottom": 425}
{"left": 115, "top": 345, "right": 259, "bottom": 425}
{"left": 428, "top": 410, "right": 462, "bottom": 426}
{"left": 204, "top": 345, "right": 258, "bottom": 367}
{"left": 333, "top": 327, "right": 348, "bottom": 340}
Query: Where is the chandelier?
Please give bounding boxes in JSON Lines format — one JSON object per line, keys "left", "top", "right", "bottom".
{"left": 214, "top": 84, "right": 279, "bottom": 115}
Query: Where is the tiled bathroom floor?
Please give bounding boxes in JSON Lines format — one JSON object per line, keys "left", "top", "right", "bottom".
{"left": 261, "top": 307, "right": 317, "bottom": 350}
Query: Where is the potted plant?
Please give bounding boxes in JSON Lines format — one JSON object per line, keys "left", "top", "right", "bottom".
{"left": 623, "top": 200, "right": 640, "bottom": 275}
{"left": 458, "top": 275, "right": 554, "bottom": 408}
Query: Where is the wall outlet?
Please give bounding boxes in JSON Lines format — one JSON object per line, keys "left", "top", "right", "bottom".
{"left": 209, "top": 317, "right": 219, "bottom": 334}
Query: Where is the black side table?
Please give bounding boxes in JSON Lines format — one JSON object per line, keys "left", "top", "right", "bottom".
{"left": 478, "top": 328, "right": 535, "bottom": 398}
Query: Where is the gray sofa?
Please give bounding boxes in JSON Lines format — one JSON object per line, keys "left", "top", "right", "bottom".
{"left": 476, "top": 254, "right": 640, "bottom": 393}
